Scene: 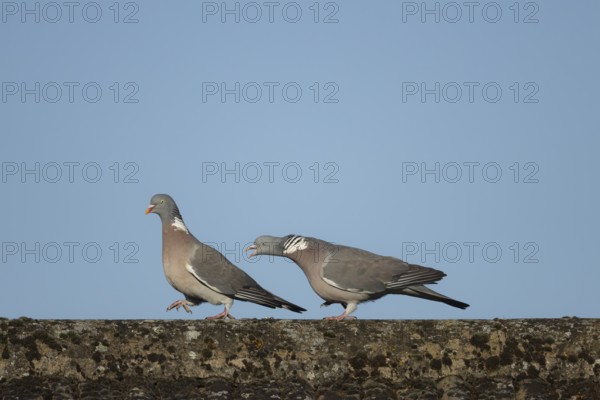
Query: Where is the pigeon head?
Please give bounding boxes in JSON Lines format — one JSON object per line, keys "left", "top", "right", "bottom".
{"left": 145, "top": 194, "right": 183, "bottom": 222}
{"left": 247, "top": 235, "right": 290, "bottom": 257}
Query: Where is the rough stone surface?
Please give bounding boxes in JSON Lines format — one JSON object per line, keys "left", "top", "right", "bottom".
{"left": 0, "top": 318, "right": 599, "bottom": 399}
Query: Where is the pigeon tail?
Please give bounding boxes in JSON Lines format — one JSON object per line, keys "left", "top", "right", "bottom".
{"left": 400, "top": 285, "right": 470, "bottom": 309}
{"left": 235, "top": 287, "right": 306, "bottom": 313}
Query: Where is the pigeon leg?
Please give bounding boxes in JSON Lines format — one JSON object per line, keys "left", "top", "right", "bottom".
{"left": 325, "top": 315, "right": 357, "bottom": 321}
{"left": 206, "top": 306, "right": 235, "bottom": 320}
{"left": 325, "top": 302, "right": 358, "bottom": 320}
{"left": 166, "top": 299, "right": 193, "bottom": 314}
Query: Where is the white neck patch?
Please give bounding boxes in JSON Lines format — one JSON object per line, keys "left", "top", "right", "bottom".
{"left": 283, "top": 236, "right": 309, "bottom": 255}
{"left": 171, "top": 217, "right": 189, "bottom": 234}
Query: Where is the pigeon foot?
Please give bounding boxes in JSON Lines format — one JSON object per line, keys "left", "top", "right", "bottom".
{"left": 206, "top": 307, "right": 235, "bottom": 320}
{"left": 324, "top": 315, "right": 358, "bottom": 321}
{"left": 166, "top": 300, "right": 193, "bottom": 314}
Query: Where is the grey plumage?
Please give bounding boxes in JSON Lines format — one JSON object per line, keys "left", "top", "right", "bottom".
{"left": 146, "top": 195, "right": 305, "bottom": 319}
{"left": 247, "top": 234, "right": 469, "bottom": 319}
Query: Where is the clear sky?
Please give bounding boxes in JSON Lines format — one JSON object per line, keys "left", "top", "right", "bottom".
{"left": 1, "top": 1, "right": 598, "bottom": 320}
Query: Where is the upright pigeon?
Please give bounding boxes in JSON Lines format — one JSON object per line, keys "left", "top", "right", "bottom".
{"left": 145, "top": 195, "right": 305, "bottom": 319}
{"left": 247, "top": 234, "right": 469, "bottom": 320}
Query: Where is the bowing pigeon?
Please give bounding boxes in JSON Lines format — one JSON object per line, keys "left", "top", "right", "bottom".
{"left": 145, "top": 194, "right": 305, "bottom": 319}
{"left": 247, "top": 235, "right": 469, "bottom": 320}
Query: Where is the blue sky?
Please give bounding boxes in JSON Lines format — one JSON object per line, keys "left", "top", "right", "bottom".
{"left": 1, "top": 1, "right": 598, "bottom": 320}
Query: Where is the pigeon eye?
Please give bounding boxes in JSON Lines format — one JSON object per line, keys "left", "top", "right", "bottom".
{"left": 160, "top": 200, "right": 164, "bottom": 204}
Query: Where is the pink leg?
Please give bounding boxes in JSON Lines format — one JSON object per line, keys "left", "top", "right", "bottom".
{"left": 166, "top": 299, "right": 193, "bottom": 314}
{"left": 206, "top": 306, "right": 235, "bottom": 320}
{"left": 324, "top": 303, "right": 358, "bottom": 320}
{"left": 324, "top": 314, "right": 357, "bottom": 321}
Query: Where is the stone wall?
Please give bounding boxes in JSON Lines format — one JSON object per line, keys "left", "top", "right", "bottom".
{"left": 1, "top": 318, "right": 598, "bottom": 399}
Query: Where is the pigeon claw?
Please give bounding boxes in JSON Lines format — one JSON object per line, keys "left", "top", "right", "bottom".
{"left": 166, "top": 300, "right": 193, "bottom": 314}
{"left": 324, "top": 315, "right": 358, "bottom": 321}
{"left": 206, "top": 307, "right": 235, "bottom": 320}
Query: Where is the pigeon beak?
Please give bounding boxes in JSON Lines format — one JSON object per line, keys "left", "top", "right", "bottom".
{"left": 246, "top": 244, "right": 257, "bottom": 257}
{"left": 145, "top": 205, "right": 155, "bottom": 215}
